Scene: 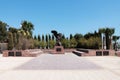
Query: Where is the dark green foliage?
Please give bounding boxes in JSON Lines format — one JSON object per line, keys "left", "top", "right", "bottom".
{"left": 74, "top": 33, "right": 83, "bottom": 40}
{"left": 34, "top": 40, "right": 40, "bottom": 48}
{"left": 49, "top": 34, "right": 51, "bottom": 41}
{"left": 49, "top": 40, "right": 55, "bottom": 49}
{"left": 70, "top": 38, "right": 77, "bottom": 48}
{"left": 99, "top": 28, "right": 115, "bottom": 49}
{"left": 42, "top": 34, "right": 44, "bottom": 41}
{"left": 39, "top": 41, "right": 47, "bottom": 49}
{"left": 8, "top": 27, "right": 18, "bottom": 48}
{"left": 38, "top": 34, "right": 41, "bottom": 41}
{"left": 77, "top": 37, "right": 101, "bottom": 49}
{"left": 52, "top": 35, "right": 55, "bottom": 40}
{"left": 84, "top": 31, "right": 100, "bottom": 39}
{"left": 0, "top": 21, "right": 7, "bottom": 42}
{"left": 13, "top": 33, "right": 17, "bottom": 47}
{"left": 84, "top": 32, "right": 94, "bottom": 39}
{"left": 70, "top": 34, "right": 73, "bottom": 40}
{"left": 62, "top": 35, "right": 65, "bottom": 39}
{"left": 61, "top": 39, "right": 70, "bottom": 48}
{"left": 45, "top": 34, "right": 49, "bottom": 49}
{"left": 0, "top": 20, "right": 116, "bottom": 50}
{"left": 34, "top": 35, "right": 37, "bottom": 40}
{"left": 113, "top": 36, "right": 119, "bottom": 50}
{"left": 113, "top": 36, "right": 119, "bottom": 42}
{"left": 45, "top": 34, "right": 48, "bottom": 42}
{"left": 8, "top": 32, "right": 14, "bottom": 50}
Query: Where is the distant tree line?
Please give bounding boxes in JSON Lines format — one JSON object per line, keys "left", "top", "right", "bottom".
{"left": 0, "top": 20, "right": 119, "bottom": 50}
{"left": 34, "top": 28, "right": 118, "bottom": 50}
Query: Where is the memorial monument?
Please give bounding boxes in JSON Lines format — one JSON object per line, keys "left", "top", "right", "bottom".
{"left": 51, "top": 30, "right": 64, "bottom": 54}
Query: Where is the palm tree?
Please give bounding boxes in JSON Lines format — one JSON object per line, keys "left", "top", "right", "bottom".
{"left": 99, "top": 28, "right": 115, "bottom": 49}
{"left": 108, "top": 28, "right": 115, "bottom": 49}
{"left": 113, "top": 36, "right": 119, "bottom": 50}
{"left": 21, "top": 20, "right": 34, "bottom": 38}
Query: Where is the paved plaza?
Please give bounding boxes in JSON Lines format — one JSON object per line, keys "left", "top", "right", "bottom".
{"left": 0, "top": 53, "right": 120, "bottom": 80}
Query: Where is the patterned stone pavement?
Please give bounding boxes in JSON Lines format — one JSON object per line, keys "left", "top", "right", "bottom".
{"left": 15, "top": 53, "right": 102, "bottom": 70}
{"left": 0, "top": 53, "right": 120, "bottom": 80}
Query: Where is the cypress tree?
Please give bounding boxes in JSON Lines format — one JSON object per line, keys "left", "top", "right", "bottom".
{"left": 38, "top": 34, "right": 41, "bottom": 41}
{"left": 42, "top": 34, "right": 44, "bottom": 41}
{"left": 49, "top": 34, "right": 51, "bottom": 41}
{"left": 70, "top": 34, "right": 73, "bottom": 40}
{"left": 34, "top": 35, "right": 37, "bottom": 40}
{"left": 52, "top": 35, "right": 55, "bottom": 40}
{"left": 46, "top": 34, "right": 48, "bottom": 42}
{"left": 8, "top": 32, "right": 14, "bottom": 50}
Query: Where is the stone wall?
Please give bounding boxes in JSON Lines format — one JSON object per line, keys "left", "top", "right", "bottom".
{"left": 116, "top": 51, "right": 120, "bottom": 57}
{"left": 81, "top": 50, "right": 115, "bottom": 56}
{"left": 3, "top": 50, "right": 42, "bottom": 57}
{"left": 42, "top": 49, "right": 75, "bottom": 53}
{"left": 73, "top": 49, "right": 115, "bottom": 56}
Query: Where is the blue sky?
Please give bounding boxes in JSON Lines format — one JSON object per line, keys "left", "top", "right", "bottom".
{"left": 0, "top": 0, "right": 120, "bottom": 37}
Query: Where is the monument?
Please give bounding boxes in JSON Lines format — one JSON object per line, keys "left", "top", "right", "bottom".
{"left": 51, "top": 30, "right": 64, "bottom": 54}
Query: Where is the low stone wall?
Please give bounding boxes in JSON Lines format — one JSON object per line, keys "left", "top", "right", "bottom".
{"left": 88, "top": 50, "right": 115, "bottom": 56}
{"left": 116, "top": 51, "right": 120, "bottom": 57}
{"left": 73, "top": 49, "right": 115, "bottom": 56}
{"left": 3, "top": 50, "right": 42, "bottom": 57}
{"left": 64, "top": 49, "right": 75, "bottom": 52}
{"left": 42, "top": 49, "right": 75, "bottom": 53}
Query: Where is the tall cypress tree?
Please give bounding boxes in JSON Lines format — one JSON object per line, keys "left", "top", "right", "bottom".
{"left": 34, "top": 35, "right": 37, "bottom": 40}
{"left": 46, "top": 34, "right": 48, "bottom": 42}
{"left": 42, "top": 34, "right": 44, "bottom": 41}
{"left": 70, "top": 34, "right": 73, "bottom": 40}
{"left": 38, "top": 34, "right": 41, "bottom": 41}
{"left": 62, "top": 35, "right": 65, "bottom": 39}
{"left": 52, "top": 35, "right": 54, "bottom": 40}
{"left": 13, "top": 33, "right": 17, "bottom": 48}
{"left": 49, "top": 34, "right": 51, "bottom": 41}
{"left": 8, "top": 32, "right": 14, "bottom": 50}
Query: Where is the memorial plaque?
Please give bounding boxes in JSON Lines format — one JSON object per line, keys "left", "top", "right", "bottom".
{"left": 8, "top": 52, "right": 14, "bottom": 56}
{"left": 56, "top": 48, "right": 62, "bottom": 52}
{"left": 52, "top": 46, "right": 64, "bottom": 54}
{"left": 16, "top": 52, "right": 22, "bottom": 56}
{"left": 103, "top": 51, "right": 109, "bottom": 56}
{"left": 96, "top": 51, "right": 102, "bottom": 56}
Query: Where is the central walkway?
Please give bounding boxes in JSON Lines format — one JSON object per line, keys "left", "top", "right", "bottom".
{"left": 0, "top": 53, "right": 120, "bottom": 80}
{"left": 15, "top": 53, "right": 101, "bottom": 70}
